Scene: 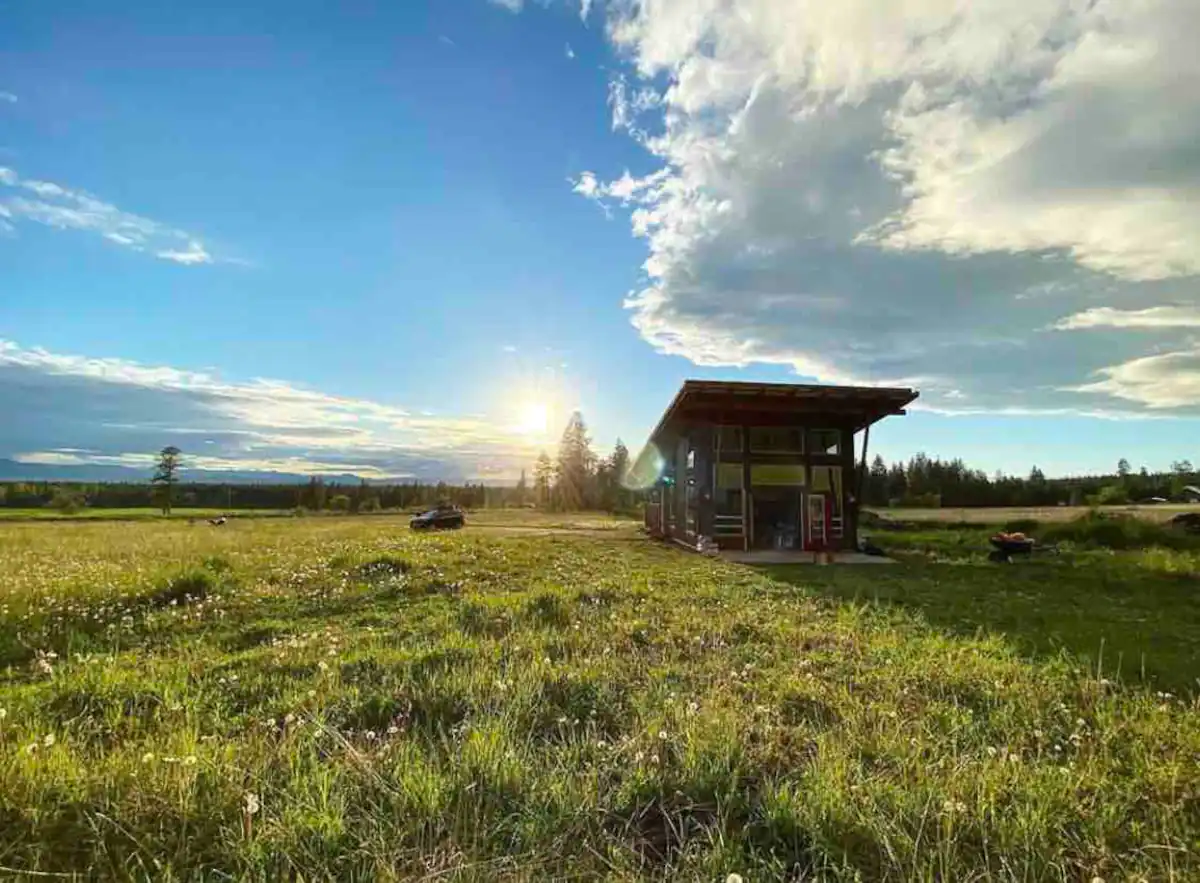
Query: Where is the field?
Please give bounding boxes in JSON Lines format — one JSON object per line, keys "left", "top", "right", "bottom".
{"left": 2, "top": 516, "right": 1199, "bottom": 880}
{"left": 0, "top": 508, "right": 284, "bottom": 522}
{"left": 877, "top": 504, "right": 1200, "bottom": 525}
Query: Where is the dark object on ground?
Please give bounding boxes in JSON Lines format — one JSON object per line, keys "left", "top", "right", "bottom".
{"left": 989, "top": 532, "right": 1035, "bottom": 563}
{"left": 859, "top": 540, "right": 887, "bottom": 557}
{"left": 208, "top": 516, "right": 227, "bottom": 526}
{"left": 410, "top": 505, "right": 465, "bottom": 531}
{"left": 1170, "top": 512, "right": 1200, "bottom": 534}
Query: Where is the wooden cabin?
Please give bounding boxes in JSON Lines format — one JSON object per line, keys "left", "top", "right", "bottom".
{"left": 638, "top": 380, "right": 918, "bottom": 553}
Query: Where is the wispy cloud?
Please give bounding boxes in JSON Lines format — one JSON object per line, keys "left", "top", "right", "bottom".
{"left": 1052, "top": 306, "right": 1200, "bottom": 331}
{"left": 580, "top": 0, "right": 593, "bottom": 22}
{"left": 565, "top": 43, "right": 576, "bottom": 60}
{"left": 0, "top": 340, "right": 546, "bottom": 479}
{"left": 0, "top": 166, "right": 216, "bottom": 265}
{"left": 487, "top": 0, "right": 524, "bottom": 11}
{"left": 0, "top": 92, "right": 16, "bottom": 104}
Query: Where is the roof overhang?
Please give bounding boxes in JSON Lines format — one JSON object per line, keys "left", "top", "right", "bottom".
{"left": 646, "top": 380, "right": 919, "bottom": 446}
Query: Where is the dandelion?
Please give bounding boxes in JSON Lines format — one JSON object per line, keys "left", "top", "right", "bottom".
{"left": 25, "top": 742, "right": 38, "bottom": 755}
{"left": 244, "top": 792, "right": 261, "bottom": 815}
{"left": 182, "top": 755, "right": 198, "bottom": 766}
{"left": 42, "top": 733, "right": 56, "bottom": 747}
{"left": 141, "top": 752, "right": 155, "bottom": 763}
{"left": 650, "top": 753, "right": 660, "bottom": 765}
{"left": 727, "top": 875, "right": 745, "bottom": 883}
{"left": 365, "top": 730, "right": 377, "bottom": 741}
{"left": 986, "top": 746, "right": 997, "bottom": 757}
{"left": 657, "top": 730, "right": 668, "bottom": 740}
{"left": 387, "top": 725, "right": 399, "bottom": 735}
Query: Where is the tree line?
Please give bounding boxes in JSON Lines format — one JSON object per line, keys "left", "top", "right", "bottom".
{"left": 0, "top": 411, "right": 641, "bottom": 515}
{"left": 862, "top": 453, "right": 1198, "bottom": 508}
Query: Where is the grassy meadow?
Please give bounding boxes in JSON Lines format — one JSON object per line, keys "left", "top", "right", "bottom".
{"left": 1, "top": 515, "right": 1198, "bottom": 880}
{"left": 878, "top": 504, "right": 1200, "bottom": 525}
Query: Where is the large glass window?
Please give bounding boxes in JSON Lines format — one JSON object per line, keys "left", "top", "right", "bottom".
{"left": 749, "top": 427, "right": 804, "bottom": 453}
{"left": 716, "top": 425, "right": 743, "bottom": 453}
{"left": 751, "top": 463, "right": 806, "bottom": 486}
{"left": 809, "top": 429, "right": 841, "bottom": 455}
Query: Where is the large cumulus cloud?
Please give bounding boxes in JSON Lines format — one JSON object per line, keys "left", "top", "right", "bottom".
{"left": 580, "top": 0, "right": 1200, "bottom": 413}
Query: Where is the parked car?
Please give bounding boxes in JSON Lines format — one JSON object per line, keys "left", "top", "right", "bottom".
{"left": 409, "top": 505, "right": 465, "bottom": 531}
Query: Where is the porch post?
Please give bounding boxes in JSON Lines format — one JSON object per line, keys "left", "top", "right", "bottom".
{"left": 854, "top": 423, "right": 870, "bottom": 549}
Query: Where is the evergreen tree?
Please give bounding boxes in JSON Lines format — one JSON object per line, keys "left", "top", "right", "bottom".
{"left": 151, "top": 446, "right": 183, "bottom": 515}
{"left": 867, "top": 455, "right": 888, "bottom": 506}
{"left": 533, "top": 453, "right": 553, "bottom": 508}
{"left": 514, "top": 469, "right": 528, "bottom": 506}
{"left": 553, "top": 411, "right": 596, "bottom": 510}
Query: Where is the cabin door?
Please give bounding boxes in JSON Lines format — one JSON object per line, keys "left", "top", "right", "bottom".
{"left": 803, "top": 493, "right": 831, "bottom": 551}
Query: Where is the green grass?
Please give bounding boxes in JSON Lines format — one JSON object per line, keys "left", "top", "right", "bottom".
{"left": 1, "top": 517, "right": 1198, "bottom": 880}
{"left": 0, "top": 507, "right": 288, "bottom": 521}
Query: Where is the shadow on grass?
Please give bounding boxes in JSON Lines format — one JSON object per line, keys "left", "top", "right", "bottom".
{"left": 758, "top": 559, "right": 1200, "bottom": 694}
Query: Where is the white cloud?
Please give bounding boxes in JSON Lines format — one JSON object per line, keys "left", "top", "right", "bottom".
{"left": 577, "top": 0, "right": 1200, "bottom": 415}
{"left": 488, "top": 0, "right": 524, "bottom": 10}
{"left": 1053, "top": 306, "right": 1200, "bottom": 331}
{"left": 0, "top": 166, "right": 217, "bottom": 264}
{"left": 1071, "top": 347, "right": 1200, "bottom": 409}
{"left": 580, "top": 0, "right": 592, "bottom": 21}
{"left": 565, "top": 43, "right": 576, "bottom": 60}
{"left": 0, "top": 92, "right": 16, "bottom": 104}
{"left": 156, "top": 241, "right": 212, "bottom": 266}
{"left": 0, "top": 340, "right": 546, "bottom": 479}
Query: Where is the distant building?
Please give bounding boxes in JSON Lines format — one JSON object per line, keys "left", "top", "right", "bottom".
{"left": 635, "top": 380, "right": 918, "bottom": 553}
{"left": 1183, "top": 485, "right": 1200, "bottom": 503}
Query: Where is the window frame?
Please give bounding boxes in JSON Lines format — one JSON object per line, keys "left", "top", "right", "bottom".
{"left": 748, "top": 426, "right": 805, "bottom": 454}
{"left": 808, "top": 429, "right": 842, "bottom": 456}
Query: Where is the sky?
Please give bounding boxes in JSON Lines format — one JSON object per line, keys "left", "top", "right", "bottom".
{"left": 1, "top": 0, "right": 1198, "bottom": 482}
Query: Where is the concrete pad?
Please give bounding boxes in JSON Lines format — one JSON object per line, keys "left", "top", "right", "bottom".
{"left": 720, "top": 550, "right": 897, "bottom": 565}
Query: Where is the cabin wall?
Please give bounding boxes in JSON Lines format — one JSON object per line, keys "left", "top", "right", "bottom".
{"left": 658, "top": 417, "right": 862, "bottom": 551}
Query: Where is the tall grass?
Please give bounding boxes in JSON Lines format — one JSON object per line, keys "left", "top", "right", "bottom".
{"left": 0, "top": 517, "right": 1197, "bottom": 879}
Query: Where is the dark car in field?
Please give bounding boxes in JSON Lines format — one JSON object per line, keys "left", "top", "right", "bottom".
{"left": 409, "top": 506, "right": 465, "bottom": 531}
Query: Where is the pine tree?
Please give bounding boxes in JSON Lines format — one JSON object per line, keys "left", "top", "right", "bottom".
{"left": 868, "top": 455, "right": 888, "bottom": 506}
{"left": 533, "top": 452, "right": 554, "bottom": 508}
{"left": 151, "top": 446, "right": 182, "bottom": 515}
{"left": 514, "top": 469, "right": 528, "bottom": 507}
{"left": 554, "top": 411, "right": 596, "bottom": 511}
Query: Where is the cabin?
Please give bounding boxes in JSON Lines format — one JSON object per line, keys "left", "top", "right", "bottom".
{"left": 637, "top": 380, "right": 919, "bottom": 553}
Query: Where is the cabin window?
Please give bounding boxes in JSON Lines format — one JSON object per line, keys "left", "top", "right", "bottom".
{"left": 686, "top": 448, "right": 696, "bottom": 470}
{"left": 716, "top": 426, "right": 743, "bottom": 454}
{"left": 749, "top": 427, "right": 804, "bottom": 453}
{"left": 713, "top": 461, "right": 744, "bottom": 534}
{"left": 716, "top": 463, "right": 743, "bottom": 488}
{"left": 809, "top": 429, "right": 841, "bottom": 455}
{"left": 750, "top": 463, "right": 806, "bottom": 486}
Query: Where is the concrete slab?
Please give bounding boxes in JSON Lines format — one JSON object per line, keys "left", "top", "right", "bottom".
{"left": 720, "top": 550, "right": 897, "bottom": 565}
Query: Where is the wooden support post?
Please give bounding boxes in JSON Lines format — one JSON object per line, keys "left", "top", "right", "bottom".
{"left": 854, "top": 424, "right": 870, "bottom": 549}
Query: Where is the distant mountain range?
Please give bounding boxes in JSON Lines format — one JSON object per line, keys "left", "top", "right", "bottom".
{"left": 0, "top": 459, "right": 393, "bottom": 485}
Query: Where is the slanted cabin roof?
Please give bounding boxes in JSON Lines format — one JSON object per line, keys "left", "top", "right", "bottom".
{"left": 645, "top": 380, "right": 919, "bottom": 447}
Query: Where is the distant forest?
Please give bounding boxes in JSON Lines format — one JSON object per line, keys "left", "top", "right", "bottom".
{"left": 0, "top": 412, "right": 640, "bottom": 515}
{"left": 861, "top": 455, "right": 1198, "bottom": 508}
{"left": 1, "top": 425, "right": 1195, "bottom": 513}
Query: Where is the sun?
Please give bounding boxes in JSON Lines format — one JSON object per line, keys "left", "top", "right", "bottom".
{"left": 516, "top": 401, "right": 550, "bottom": 436}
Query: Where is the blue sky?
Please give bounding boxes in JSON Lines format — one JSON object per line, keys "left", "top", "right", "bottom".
{"left": 2, "top": 0, "right": 1198, "bottom": 481}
